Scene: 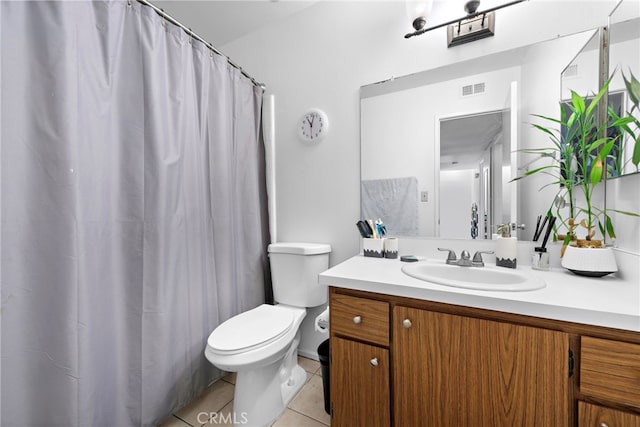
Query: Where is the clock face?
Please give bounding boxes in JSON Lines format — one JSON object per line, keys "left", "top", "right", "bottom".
{"left": 299, "top": 109, "right": 328, "bottom": 142}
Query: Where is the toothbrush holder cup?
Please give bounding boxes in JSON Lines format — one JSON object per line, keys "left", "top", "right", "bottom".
{"left": 384, "top": 237, "right": 398, "bottom": 259}
{"left": 363, "top": 238, "right": 384, "bottom": 258}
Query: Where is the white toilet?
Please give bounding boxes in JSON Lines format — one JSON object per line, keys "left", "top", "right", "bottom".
{"left": 205, "top": 242, "right": 331, "bottom": 426}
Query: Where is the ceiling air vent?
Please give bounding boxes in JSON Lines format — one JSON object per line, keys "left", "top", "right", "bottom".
{"left": 461, "top": 82, "right": 486, "bottom": 97}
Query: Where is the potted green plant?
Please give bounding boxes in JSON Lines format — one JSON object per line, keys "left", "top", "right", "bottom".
{"left": 607, "top": 69, "right": 640, "bottom": 175}
{"left": 515, "top": 82, "right": 610, "bottom": 248}
{"left": 563, "top": 81, "right": 618, "bottom": 248}
{"left": 515, "top": 79, "right": 639, "bottom": 275}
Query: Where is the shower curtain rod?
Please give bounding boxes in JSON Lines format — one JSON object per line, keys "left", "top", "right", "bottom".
{"left": 136, "top": 0, "right": 266, "bottom": 90}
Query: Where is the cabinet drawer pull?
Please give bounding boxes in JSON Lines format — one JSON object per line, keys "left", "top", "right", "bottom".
{"left": 370, "top": 357, "right": 379, "bottom": 367}
{"left": 599, "top": 423, "right": 609, "bottom": 427}
{"left": 403, "top": 318, "right": 412, "bottom": 328}
{"left": 353, "top": 315, "right": 362, "bottom": 324}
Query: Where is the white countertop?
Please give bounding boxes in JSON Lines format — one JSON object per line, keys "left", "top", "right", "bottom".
{"left": 319, "top": 255, "right": 640, "bottom": 333}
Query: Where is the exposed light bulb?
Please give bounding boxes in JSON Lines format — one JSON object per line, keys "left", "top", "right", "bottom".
{"left": 406, "top": 0, "right": 434, "bottom": 31}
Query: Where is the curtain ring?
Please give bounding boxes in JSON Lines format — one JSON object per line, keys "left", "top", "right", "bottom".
{"left": 127, "top": 0, "right": 132, "bottom": 7}
{"left": 160, "top": 8, "right": 166, "bottom": 26}
{"left": 188, "top": 28, "right": 193, "bottom": 44}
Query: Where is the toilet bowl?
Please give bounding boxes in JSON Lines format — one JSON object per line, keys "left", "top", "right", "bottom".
{"left": 205, "top": 304, "right": 307, "bottom": 369}
{"left": 205, "top": 304, "right": 307, "bottom": 426}
{"left": 204, "top": 242, "right": 331, "bottom": 427}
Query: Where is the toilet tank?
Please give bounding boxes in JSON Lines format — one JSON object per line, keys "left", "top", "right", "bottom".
{"left": 268, "top": 242, "right": 331, "bottom": 307}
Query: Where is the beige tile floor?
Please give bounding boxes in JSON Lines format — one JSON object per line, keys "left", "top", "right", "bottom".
{"left": 159, "top": 356, "right": 330, "bottom": 427}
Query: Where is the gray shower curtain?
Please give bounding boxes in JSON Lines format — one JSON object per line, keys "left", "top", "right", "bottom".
{"left": 0, "top": 1, "right": 270, "bottom": 425}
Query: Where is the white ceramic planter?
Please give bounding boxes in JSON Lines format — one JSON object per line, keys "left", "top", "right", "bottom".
{"left": 561, "top": 245, "right": 618, "bottom": 277}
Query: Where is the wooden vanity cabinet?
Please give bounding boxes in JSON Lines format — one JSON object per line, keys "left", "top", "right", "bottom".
{"left": 329, "top": 287, "right": 572, "bottom": 426}
{"left": 329, "top": 286, "right": 640, "bottom": 426}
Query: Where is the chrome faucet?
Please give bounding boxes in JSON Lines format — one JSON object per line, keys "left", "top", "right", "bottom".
{"left": 438, "top": 248, "right": 494, "bottom": 267}
{"left": 471, "top": 250, "right": 494, "bottom": 267}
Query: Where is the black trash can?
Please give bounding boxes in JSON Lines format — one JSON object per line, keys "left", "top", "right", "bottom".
{"left": 317, "top": 338, "right": 330, "bottom": 415}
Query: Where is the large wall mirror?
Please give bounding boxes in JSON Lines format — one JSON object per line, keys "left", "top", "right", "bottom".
{"left": 555, "top": 29, "right": 605, "bottom": 236}
{"left": 607, "top": 0, "right": 640, "bottom": 178}
{"left": 360, "top": 30, "right": 597, "bottom": 241}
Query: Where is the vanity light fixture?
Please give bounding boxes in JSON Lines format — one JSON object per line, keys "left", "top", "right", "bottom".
{"left": 404, "top": 0, "right": 527, "bottom": 48}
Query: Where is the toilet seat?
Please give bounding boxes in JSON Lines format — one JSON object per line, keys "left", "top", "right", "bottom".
{"left": 208, "top": 304, "right": 294, "bottom": 355}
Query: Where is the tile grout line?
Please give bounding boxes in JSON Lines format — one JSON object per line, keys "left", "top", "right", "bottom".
{"left": 172, "top": 414, "right": 195, "bottom": 427}
{"left": 287, "top": 375, "right": 331, "bottom": 426}
{"left": 286, "top": 407, "right": 331, "bottom": 426}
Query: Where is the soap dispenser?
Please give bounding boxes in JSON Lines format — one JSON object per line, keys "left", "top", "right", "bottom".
{"left": 495, "top": 224, "right": 517, "bottom": 269}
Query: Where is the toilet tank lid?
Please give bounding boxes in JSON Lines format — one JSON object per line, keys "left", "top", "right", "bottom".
{"left": 268, "top": 242, "right": 331, "bottom": 255}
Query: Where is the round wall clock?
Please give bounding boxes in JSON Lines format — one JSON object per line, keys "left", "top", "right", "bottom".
{"left": 298, "top": 108, "right": 329, "bottom": 142}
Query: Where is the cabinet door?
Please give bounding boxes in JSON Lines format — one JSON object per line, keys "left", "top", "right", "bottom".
{"left": 393, "top": 306, "right": 571, "bottom": 427}
{"left": 331, "top": 336, "right": 390, "bottom": 427}
{"left": 579, "top": 401, "right": 640, "bottom": 426}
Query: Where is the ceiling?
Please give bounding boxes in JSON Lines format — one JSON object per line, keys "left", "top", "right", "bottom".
{"left": 440, "top": 112, "right": 503, "bottom": 171}
{"left": 153, "top": 1, "right": 317, "bottom": 47}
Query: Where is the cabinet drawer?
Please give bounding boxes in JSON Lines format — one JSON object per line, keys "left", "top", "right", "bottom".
{"left": 330, "top": 293, "right": 389, "bottom": 346}
{"left": 579, "top": 401, "right": 640, "bottom": 426}
{"left": 581, "top": 336, "right": 640, "bottom": 409}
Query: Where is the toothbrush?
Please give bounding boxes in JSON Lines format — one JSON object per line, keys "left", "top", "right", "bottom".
{"left": 538, "top": 216, "right": 556, "bottom": 251}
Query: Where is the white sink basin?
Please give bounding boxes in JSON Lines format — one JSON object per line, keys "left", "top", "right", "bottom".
{"left": 401, "top": 262, "right": 546, "bottom": 292}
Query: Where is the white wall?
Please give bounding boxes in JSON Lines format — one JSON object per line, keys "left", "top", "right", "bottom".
{"left": 440, "top": 169, "right": 476, "bottom": 239}
{"left": 222, "top": 0, "right": 630, "bottom": 358}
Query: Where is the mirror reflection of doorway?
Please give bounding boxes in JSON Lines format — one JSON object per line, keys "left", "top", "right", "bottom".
{"left": 439, "top": 111, "right": 507, "bottom": 239}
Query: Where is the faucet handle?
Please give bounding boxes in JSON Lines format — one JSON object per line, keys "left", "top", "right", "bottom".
{"left": 472, "top": 250, "right": 494, "bottom": 266}
{"left": 437, "top": 248, "right": 457, "bottom": 263}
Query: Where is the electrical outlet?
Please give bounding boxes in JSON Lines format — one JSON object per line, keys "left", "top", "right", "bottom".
{"left": 420, "top": 191, "right": 429, "bottom": 202}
